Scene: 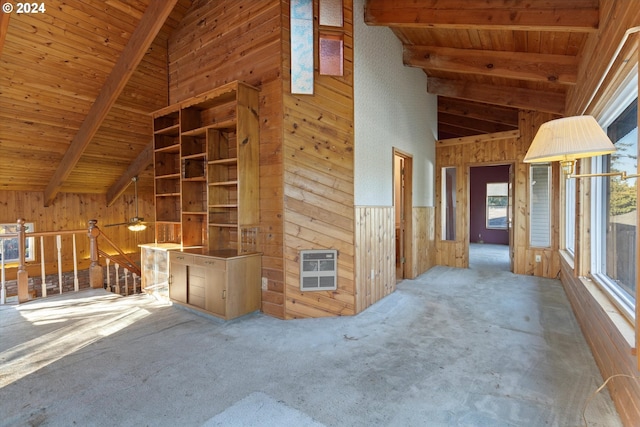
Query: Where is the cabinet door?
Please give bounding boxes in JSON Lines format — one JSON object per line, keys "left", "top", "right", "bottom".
{"left": 170, "top": 261, "right": 188, "bottom": 304}
{"left": 204, "top": 267, "right": 226, "bottom": 317}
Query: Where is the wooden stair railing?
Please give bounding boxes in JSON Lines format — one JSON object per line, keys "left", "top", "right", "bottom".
{"left": 90, "top": 220, "right": 141, "bottom": 296}
{"left": 95, "top": 238, "right": 141, "bottom": 278}
{"left": 0, "top": 219, "right": 142, "bottom": 304}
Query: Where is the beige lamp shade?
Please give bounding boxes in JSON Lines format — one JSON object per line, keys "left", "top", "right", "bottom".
{"left": 523, "top": 115, "right": 617, "bottom": 164}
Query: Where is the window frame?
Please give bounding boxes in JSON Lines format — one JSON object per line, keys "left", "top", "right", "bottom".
{"left": 0, "top": 222, "right": 36, "bottom": 263}
{"left": 591, "top": 78, "right": 638, "bottom": 323}
{"left": 486, "top": 182, "right": 508, "bottom": 230}
{"left": 564, "top": 175, "right": 576, "bottom": 255}
{"left": 529, "top": 163, "right": 552, "bottom": 248}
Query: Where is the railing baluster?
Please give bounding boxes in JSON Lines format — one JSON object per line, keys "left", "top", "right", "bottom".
{"left": 133, "top": 273, "right": 138, "bottom": 294}
{"left": 0, "top": 220, "right": 137, "bottom": 302}
{"left": 115, "top": 263, "right": 120, "bottom": 295}
{"left": 88, "top": 220, "right": 103, "bottom": 289}
{"left": 56, "top": 234, "right": 63, "bottom": 295}
{"left": 17, "top": 219, "right": 29, "bottom": 303}
{"left": 72, "top": 234, "right": 79, "bottom": 292}
{"left": 106, "top": 258, "right": 111, "bottom": 292}
{"left": 40, "top": 236, "right": 46, "bottom": 298}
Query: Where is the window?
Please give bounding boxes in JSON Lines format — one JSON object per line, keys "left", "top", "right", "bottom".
{"left": 530, "top": 164, "right": 551, "bottom": 247}
{"left": 0, "top": 222, "right": 35, "bottom": 263}
{"left": 565, "top": 176, "right": 576, "bottom": 255}
{"left": 592, "top": 97, "right": 638, "bottom": 319}
{"left": 486, "top": 183, "right": 508, "bottom": 229}
{"left": 442, "top": 167, "right": 456, "bottom": 240}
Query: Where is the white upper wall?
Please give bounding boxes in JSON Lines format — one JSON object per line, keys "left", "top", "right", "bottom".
{"left": 353, "top": 0, "right": 437, "bottom": 207}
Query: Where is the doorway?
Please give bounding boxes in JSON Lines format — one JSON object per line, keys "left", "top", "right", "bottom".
{"left": 468, "top": 164, "right": 513, "bottom": 271}
{"left": 394, "top": 149, "right": 413, "bottom": 281}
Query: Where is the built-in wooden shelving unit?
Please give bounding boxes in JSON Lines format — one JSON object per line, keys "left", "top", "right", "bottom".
{"left": 146, "top": 81, "right": 261, "bottom": 320}
{"left": 150, "top": 80, "right": 260, "bottom": 252}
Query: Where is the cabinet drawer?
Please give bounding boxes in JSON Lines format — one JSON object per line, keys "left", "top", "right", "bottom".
{"left": 194, "top": 255, "right": 226, "bottom": 271}
{"left": 170, "top": 252, "right": 194, "bottom": 265}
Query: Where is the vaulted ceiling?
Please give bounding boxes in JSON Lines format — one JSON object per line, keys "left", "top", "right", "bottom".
{"left": 364, "top": 0, "right": 599, "bottom": 140}
{"left": 0, "top": 0, "right": 193, "bottom": 203}
{"left": 0, "top": 1, "right": 614, "bottom": 202}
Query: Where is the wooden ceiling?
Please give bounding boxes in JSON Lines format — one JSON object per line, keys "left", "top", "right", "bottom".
{"left": 364, "top": 0, "right": 599, "bottom": 140}
{"left": 0, "top": 0, "right": 192, "bottom": 203}
{"left": 0, "top": 1, "right": 610, "bottom": 201}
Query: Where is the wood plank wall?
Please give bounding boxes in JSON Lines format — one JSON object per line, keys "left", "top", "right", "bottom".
{"left": 562, "top": 2, "right": 640, "bottom": 422}
{"left": 355, "top": 207, "right": 395, "bottom": 312}
{"left": 167, "top": 0, "right": 425, "bottom": 318}
{"left": 166, "top": 0, "right": 286, "bottom": 318}
{"left": 354, "top": 206, "right": 436, "bottom": 313}
{"left": 560, "top": 259, "right": 640, "bottom": 426}
{"left": 282, "top": 0, "right": 356, "bottom": 318}
{"left": 566, "top": 0, "right": 640, "bottom": 116}
{"left": 0, "top": 189, "right": 154, "bottom": 280}
{"left": 412, "top": 207, "right": 436, "bottom": 278}
{"left": 435, "top": 111, "right": 560, "bottom": 279}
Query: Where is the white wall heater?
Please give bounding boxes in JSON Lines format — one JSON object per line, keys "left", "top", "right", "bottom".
{"left": 299, "top": 249, "right": 337, "bottom": 291}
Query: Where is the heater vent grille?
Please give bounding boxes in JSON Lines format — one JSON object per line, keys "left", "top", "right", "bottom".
{"left": 300, "top": 250, "right": 337, "bottom": 291}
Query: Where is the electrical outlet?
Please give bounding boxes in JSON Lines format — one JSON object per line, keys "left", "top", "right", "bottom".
{"left": 261, "top": 277, "right": 268, "bottom": 289}
{"left": 535, "top": 255, "right": 542, "bottom": 263}
{"left": 371, "top": 269, "right": 375, "bottom": 280}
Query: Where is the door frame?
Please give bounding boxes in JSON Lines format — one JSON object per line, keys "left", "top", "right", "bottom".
{"left": 393, "top": 148, "right": 413, "bottom": 280}
{"left": 467, "top": 161, "right": 515, "bottom": 272}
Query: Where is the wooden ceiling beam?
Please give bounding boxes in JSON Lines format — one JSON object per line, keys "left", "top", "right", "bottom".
{"left": 437, "top": 130, "right": 520, "bottom": 148}
{"left": 438, "top": 98, "right": 519, "bottom": 127}
{"left": 364, "top": 0, "right": 599, "bottom": 32}
{"left": 438, "top": 112, "right": 517, "bottom": 135}
{"left": 43, "top": 0, "right": 178, "bottom": 207}
{"left": 428, "top": 77, "right": 566, "bottom": 115}
{"left": 405, "top": 45, "right": 578, "bottom": 85}
{"left": 106, "top": 142, "right": 153, "bottom": 207}
{"left": 438, "top": 123, "right": 485, "bottom": 139}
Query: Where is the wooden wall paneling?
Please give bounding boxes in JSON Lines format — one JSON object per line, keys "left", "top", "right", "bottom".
{"left": 0, "top": 190, "right": 154, "bottom": 281}
{"left": 258, "top": 80, "right": 286, "bottom": 319}
{"left": 435, "top": 111, "right": 560, "bottom": 278}
{"left": 412, "top": 207, "right": 436, "bottom": 277}
{"left": 515, "top": 111, "right": 560, "bottom": 277}
{"left": 566, "top": 0, "right": 640, "bottom": 115}
{"left": 355, "top": 206, "right": 395, "bottom": 313}
{"left": 167, "top": 0, "right": 285, "bottom": 317}
{"left": 281, "top": 0, "right": 355, "bottom": 319}
{"left": 561, "top": 260, "right": 640, "bottom": 426}
{"left": 168, "top": 0, "right": 282, "bottom": 103}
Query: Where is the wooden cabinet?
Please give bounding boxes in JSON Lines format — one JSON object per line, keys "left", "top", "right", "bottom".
{"left": 140, "top": 243, "right": 182, "bottom": 302}
{"left": 148, "top": 81, "right": 262, "bottom": 320}
{"left": 150, "top": 81, "right": 260, "bottom": 252}
{"left": 169, "top": 249, "right": 261, "bottom": 320}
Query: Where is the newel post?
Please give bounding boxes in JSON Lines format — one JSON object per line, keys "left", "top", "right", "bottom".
{"left": 88, "top": 220, "right": 103, "bottom": 289}
{"left": 16, "top": 218, "right": 29, "bottom": 303}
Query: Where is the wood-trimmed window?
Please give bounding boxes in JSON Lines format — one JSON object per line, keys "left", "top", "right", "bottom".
{"left": 0, "top": 222, "right": 35, "bottom": 263}
{"left": 530, "top": 164, "right": 551, "bottom": 248}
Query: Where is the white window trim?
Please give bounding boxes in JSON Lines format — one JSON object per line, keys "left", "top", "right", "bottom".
{"left": 530, "top": 164, "right": 551, "bottom": 248}
{"left": 590, "top": 66, "right": 638, "bottom": 323}
{"left": 590, "top": 158, "right": 636, "bottom": 322}
{"left": 564, "top": 176, "right": 576, "bottom": 256}
{"left": 486, "top": 182, "right": 508, "bottom": 230}
{"left": 0, "top": 222, "right": 36, "bottom": 263}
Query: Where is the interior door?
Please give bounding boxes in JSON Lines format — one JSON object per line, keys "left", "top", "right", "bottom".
{"left": 508, "top": 163, "right": 515, "bottom": 272}
{"left": 395, "top": 155, "right": 405, "bottom": 280}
